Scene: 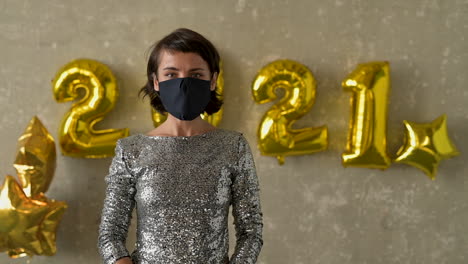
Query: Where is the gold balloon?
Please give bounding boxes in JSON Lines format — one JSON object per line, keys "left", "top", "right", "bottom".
{"left": 151, "top": 107, "right": 168, "bottom": 128}
{"left": 151, "top": 61, "right": 225, "bottom": 127}
{"left": 341, "top": 61, "right": 392, "bottom": 169}
{"left": 52, "top": 58, "right": 129, "bottom": 158}
{"left": 31, "top": 194, "right": 67, "bottom": 256}
{"left": 252, "top": 59, "right": 328, "bottom": 165}
{"left": 0, "top": 175, "right": 49, "bottom": 257}
{"left": 0, "top": 177, "right": 67, "bottom": 258}
{"left": 0, "top": 117, "right": 67, "bottom": 258}
{"left": 395, "top": 114, "right": 459, "bottom": 180}
{"left": 14, "top": 116, "right": 56, "bottom": 197}
{"left": 201, "top": 60, "right": 224, "bottom": 126}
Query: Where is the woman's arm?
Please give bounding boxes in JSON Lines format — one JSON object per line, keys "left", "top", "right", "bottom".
{"left": 98, "top": 139, "right": 136, "bottom": 264}
{"left": 230, "top": 134, "right": 264, "bottom": 264}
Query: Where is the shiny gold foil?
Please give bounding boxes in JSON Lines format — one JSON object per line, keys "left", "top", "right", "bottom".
{"left": 14, "top": 116, "right": 56, "bottom": 198}
{"left": 52, "top": 58, "right": 129, "bottom": 158}
{"left": 395, "top": 114, "right": 459, "bottom": 180}
{"left": 341, "top": 61, "right": 392, "bottom": 169}
{"left": 251, "top": 59, "right": 328, "bottom": 165}
{"left": 0, "top": 117, "right": 68, "bottom": 258}
{"left": 0, "top": 175, "right": 49, "bottom": 257}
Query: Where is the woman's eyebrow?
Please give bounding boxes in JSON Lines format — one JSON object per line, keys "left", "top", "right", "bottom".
{"left": 189, "top": 68, "right": 205, "bottom": 72}
{"left": 161, "top": 67, "right": 205, "bottom": 71}
{"left": 162, "top": 66, "right": 179, "bottom": 71}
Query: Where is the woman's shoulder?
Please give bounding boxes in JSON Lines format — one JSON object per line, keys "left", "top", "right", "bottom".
{"left": 214, "top": 129, "right": 252, "bottom": 151}
{"left": 117, "top": 134, "right": 141, "bottom": 145}
{"left": 211, "top": 128, "right": 248, "bottom": 145}
{"left": 218, "top": 128, "right": 248, "bottom": 139}
{"left": 216, "top": 128, "right": 244, "bottom": 137}
{"left": 115, "top": 134, "right": 142, "bottom": 154}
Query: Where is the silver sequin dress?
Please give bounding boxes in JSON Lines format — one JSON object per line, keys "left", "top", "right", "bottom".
{"left": 97, "top": 128, "right": 263, "bottom": 264}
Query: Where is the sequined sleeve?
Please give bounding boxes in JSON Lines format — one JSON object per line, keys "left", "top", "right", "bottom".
{"left": 97, "top": 139, "right": 136, "bottom": 264}
{"left": 230, "top": 134, "right": 264, "bottom": 264}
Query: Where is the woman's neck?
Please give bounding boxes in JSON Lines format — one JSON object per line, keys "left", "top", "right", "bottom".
{"left": 149, "top": 114, "right": 216, "bottom": 137}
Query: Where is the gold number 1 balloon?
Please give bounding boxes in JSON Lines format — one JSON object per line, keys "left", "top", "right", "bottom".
{"left": 52, "top": 59, "right": 129, "bottom": 158}
{"left": 151, "top": 61, "right": 225, "bottom": 127}
{"left": 342, "top": 61, "right": 392, "bottom": 169}
{"left": 252, "top": 60, "right": 328, "bottom": 165}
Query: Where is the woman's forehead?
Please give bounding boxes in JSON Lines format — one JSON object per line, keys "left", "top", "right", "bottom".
{"left": 159, "top": 50, "right": 208, "bottom": 69}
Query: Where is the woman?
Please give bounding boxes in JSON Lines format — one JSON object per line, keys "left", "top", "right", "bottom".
{"left": 98, "top": 28, "right": 264, "bottom": 264}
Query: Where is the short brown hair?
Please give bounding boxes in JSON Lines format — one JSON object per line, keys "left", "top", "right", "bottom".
{"left": 139, "top": 28, "right": 223, "bottom": 114}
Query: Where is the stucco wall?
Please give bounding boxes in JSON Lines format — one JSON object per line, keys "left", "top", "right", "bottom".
{"left": 0, "top": 0, "right": 467, "bottom": 263}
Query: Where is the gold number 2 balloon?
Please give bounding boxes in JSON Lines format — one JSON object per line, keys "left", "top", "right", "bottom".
{"left": 52, "top": 59, "right": 129, "bottom": 158}
{"left": 342, "top": 61, "right": 392, "bottom": 169}
{"left": 252, "top": 60, "right": 328, "bottom": 165}
{"left": 151, "top": 61, "right": 225, "bottom": 127}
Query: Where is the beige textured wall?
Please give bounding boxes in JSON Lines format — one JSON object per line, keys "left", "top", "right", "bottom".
{"left": 1, "top": 0, "right": 467, "bottom": 263}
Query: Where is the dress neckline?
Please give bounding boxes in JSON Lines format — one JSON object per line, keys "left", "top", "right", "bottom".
{"left": 139, "top": 128, "right": 222, "bottom": 140}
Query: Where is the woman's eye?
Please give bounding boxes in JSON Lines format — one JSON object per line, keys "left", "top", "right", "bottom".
{"left": 165, "top": 73, "right": 176, "bottom": 78}
{"left": 192, "top": 73, "right": 202, "bottom": 78}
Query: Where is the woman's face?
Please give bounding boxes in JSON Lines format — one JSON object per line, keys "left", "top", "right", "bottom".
{"left": 153, "top": 50, "right": 217, "bottom": 92}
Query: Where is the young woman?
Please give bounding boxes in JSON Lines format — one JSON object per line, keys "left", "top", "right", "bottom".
{"left": 98, "top": 28, "right": 264, "bottom": 264}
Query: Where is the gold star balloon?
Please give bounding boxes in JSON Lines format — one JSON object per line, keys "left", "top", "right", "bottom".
{"left": 27, "top": 193, "right": 67, "bottom": 256}
{"left": 395, "top": 114, "right": 459, "bottom": 180}
{"left": 14, "top": 116, "right": 56, "bottom": 198}
{"left": 0, "top": 116, "right": 67, "bottom": 258}
{"left": 0, "top": 175, "right": 49, "bottom": 257}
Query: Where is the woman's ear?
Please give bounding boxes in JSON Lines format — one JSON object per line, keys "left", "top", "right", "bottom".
{"left": 152, "top": 73, "right": 159, "bottom": 92}
{"left": 210, "top": 72, "right": 218, "bottom": 91}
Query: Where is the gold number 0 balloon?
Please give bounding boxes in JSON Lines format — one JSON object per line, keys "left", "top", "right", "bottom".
{"left": 151, "top": 61, "right": 225, "bottom": 127}
{"left": 341, "top": 61, "right": 391, "bottom": 169}
{"left": 252, "top": 60, "right": 328, "bottom": 165}
{"left": 52, "top": 59, "right": 129, "bottom": 158}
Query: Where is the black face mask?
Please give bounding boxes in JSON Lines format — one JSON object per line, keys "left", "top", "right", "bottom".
{"left": 158, "top": 77, "right": 212, "bottom": 121}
